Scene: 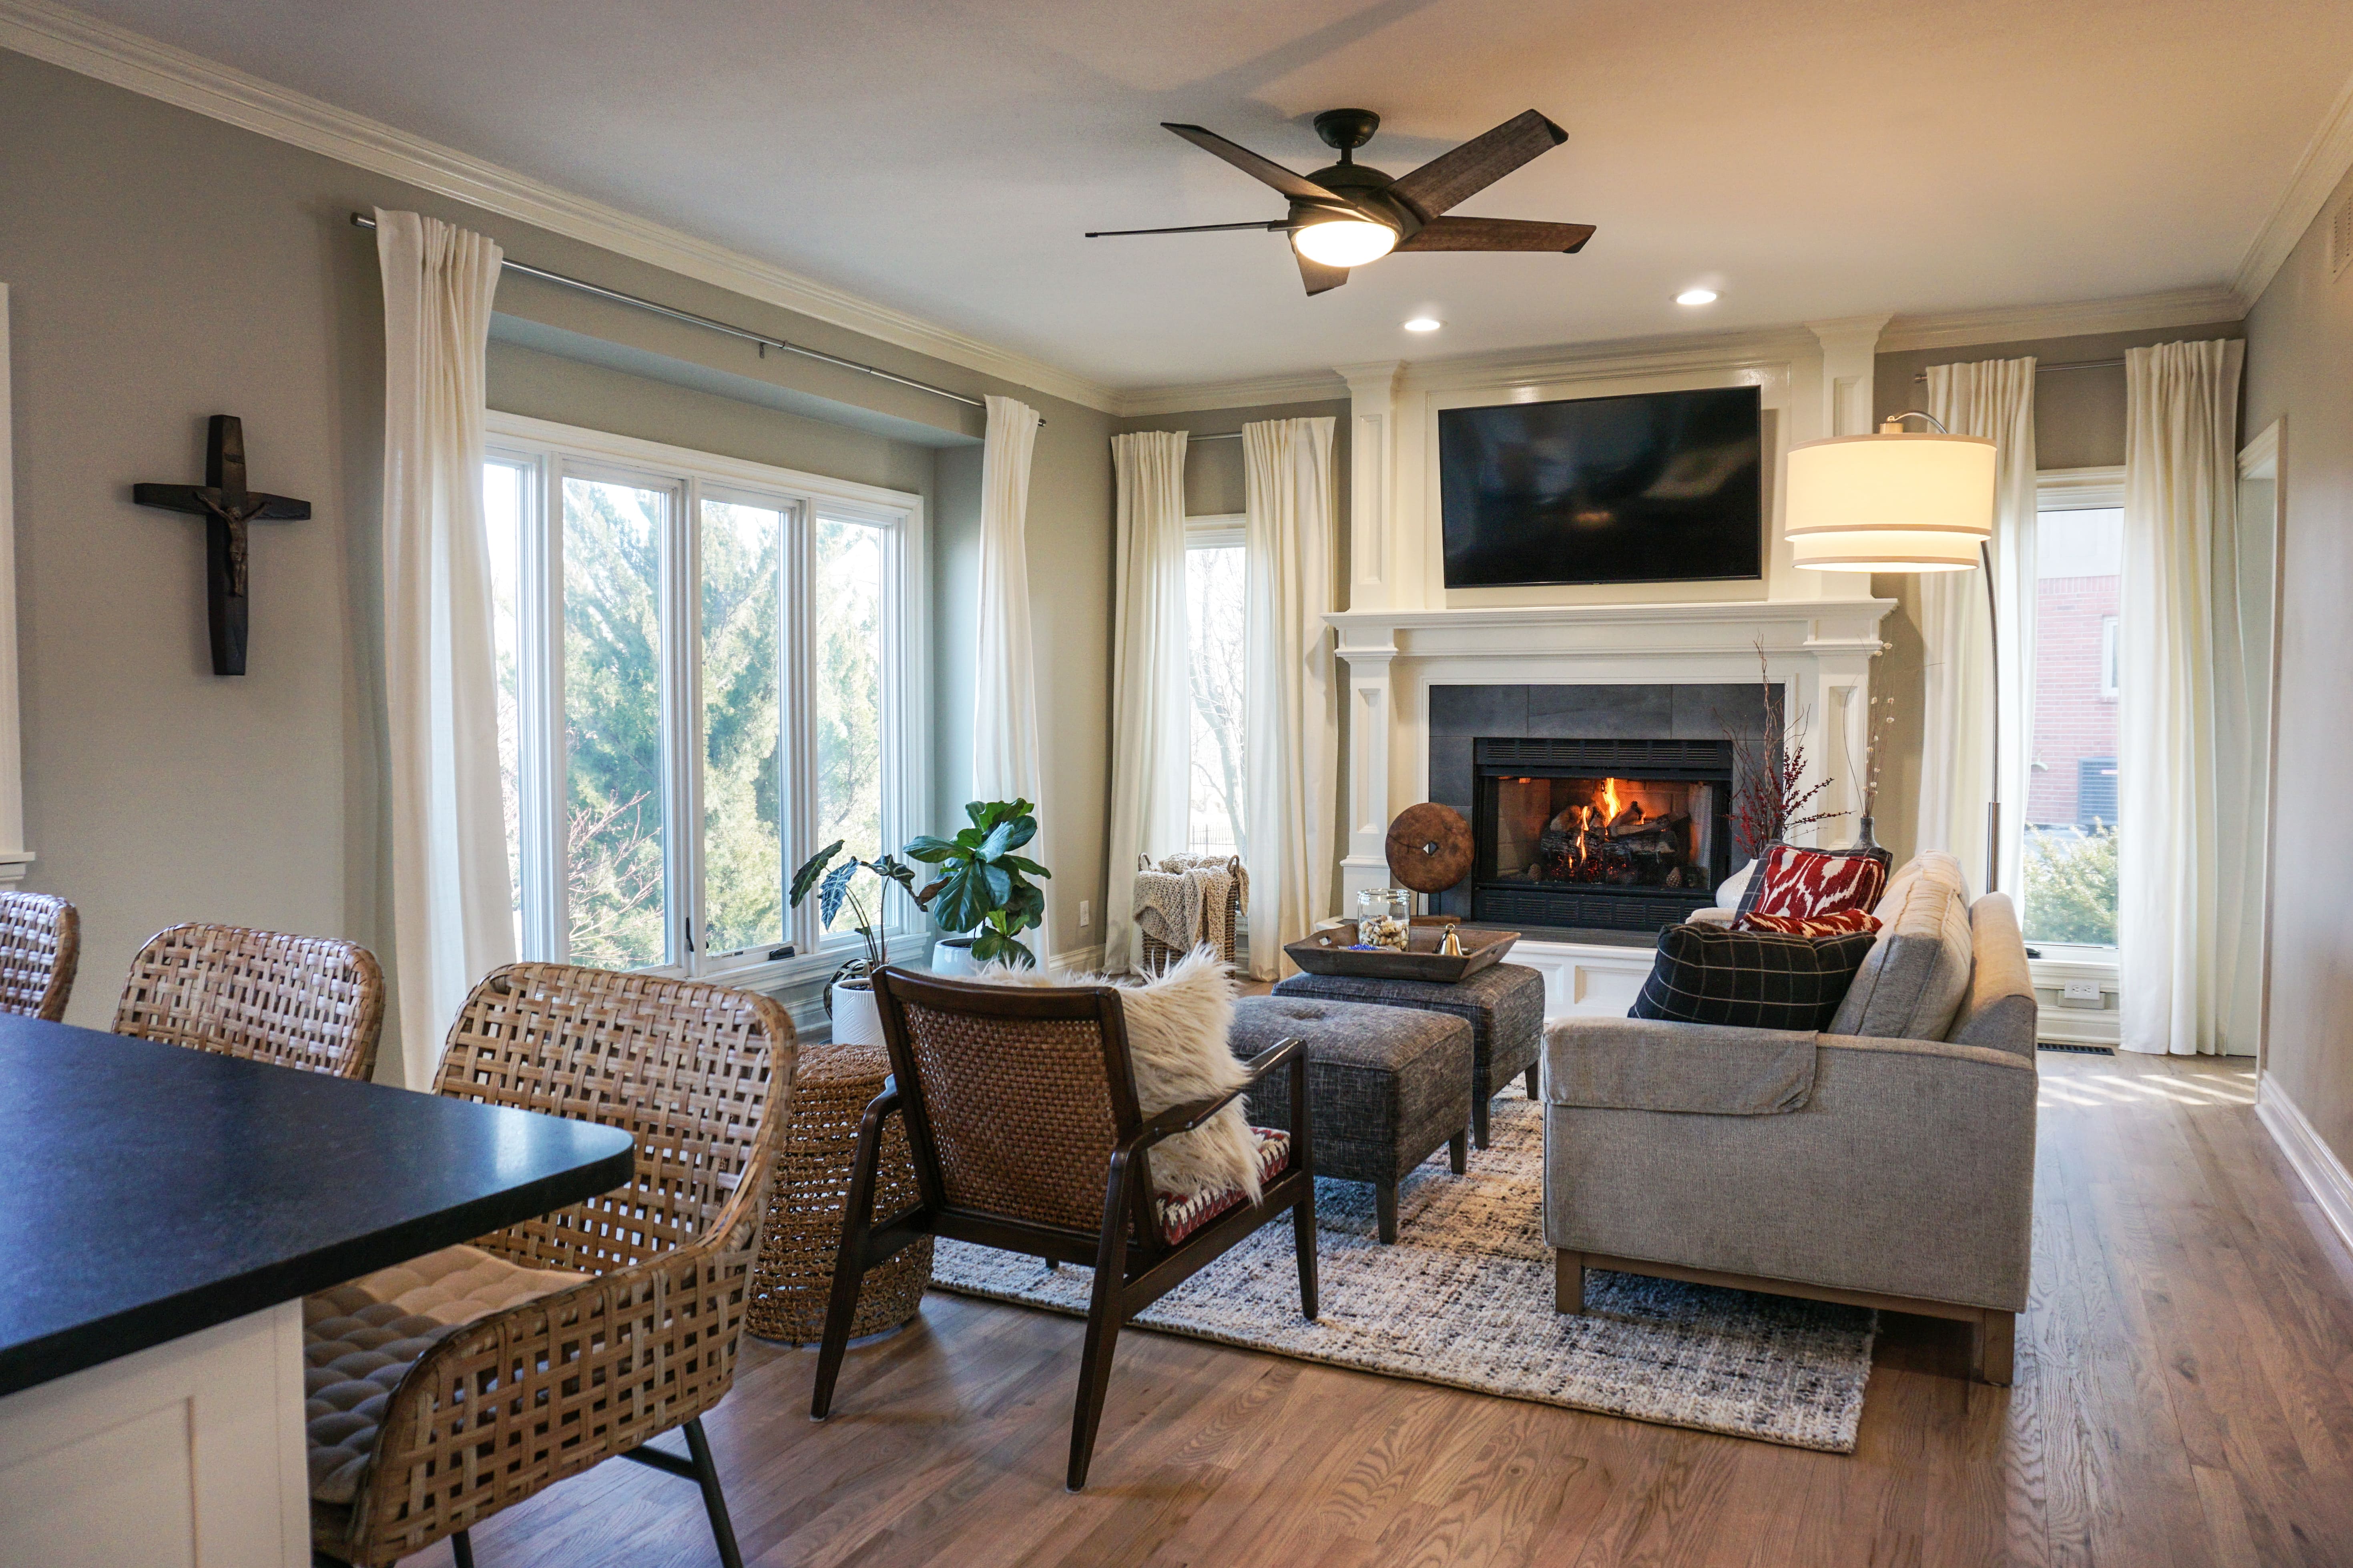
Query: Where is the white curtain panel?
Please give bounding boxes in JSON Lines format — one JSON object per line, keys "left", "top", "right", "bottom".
{"left": 375, "top": 209, "right": 513, "bottom": 1089}
{"left": 1103, "top": 431, "right": 1192, "bottom": 972}
{"left": 2120, "top": 339, "right": 2244, "bottom": 1055}
{"left": 972, "top": 393, "right": 1054, "bottom": 962}
{"left": 1241, "top": 417, "right": 1337, "bottom": 979}
{"left": 1921, "top": 357, "right": 2037, "bottom": 896}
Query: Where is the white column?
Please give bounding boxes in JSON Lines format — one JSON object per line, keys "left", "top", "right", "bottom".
{"left": 1333, "top": 621, "right": 1397, "bottom": 905}
{"left": 1334, "top": 361, "right": 1403, "bottom": 613}
{"left": 1807, "top": 314, "right": 1891, "bottom": 439}
{"left": 1804, "top": 602, "right": 1893, "bottom": 847}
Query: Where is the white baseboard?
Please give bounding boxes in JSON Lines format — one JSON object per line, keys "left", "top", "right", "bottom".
{"left": 2036, "top": 1008, "right": 2121, "bottom": 1047}
{"left": 2256, "top": 1074, "right": 2353, "bottom": 1259}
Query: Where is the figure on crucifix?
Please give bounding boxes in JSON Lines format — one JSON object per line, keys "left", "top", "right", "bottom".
{"left": 135, "top": 415, "right": 310, "bottom": 676}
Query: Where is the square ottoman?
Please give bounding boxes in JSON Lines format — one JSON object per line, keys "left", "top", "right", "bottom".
{"left": 1230, "top": 995, "right": 1473, "bottom": 1243}
{"left": 1273, "top": 962, "right": 1546, "bottom": 1149}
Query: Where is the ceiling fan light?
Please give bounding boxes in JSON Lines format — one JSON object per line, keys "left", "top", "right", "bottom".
{"left": 1293, "top": 217, "right": 1397, "bottom": 268}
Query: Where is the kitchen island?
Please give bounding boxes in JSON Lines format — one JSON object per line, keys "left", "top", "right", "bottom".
{"left": 0, "top": 1015, "right": 636, "bottom": 1568}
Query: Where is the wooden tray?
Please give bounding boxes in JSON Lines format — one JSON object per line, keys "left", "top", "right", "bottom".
{"left": 1284, "top": 917, "right": 1520, "bottom": 983}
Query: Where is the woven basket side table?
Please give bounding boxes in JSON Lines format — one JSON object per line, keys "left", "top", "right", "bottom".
{"left": 747, "top": 1038, "right": 932, "bottom": 1344}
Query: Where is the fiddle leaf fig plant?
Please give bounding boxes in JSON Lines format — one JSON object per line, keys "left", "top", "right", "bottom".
{"left": 904, "top": 798, "right": 1052, "bottom": 968}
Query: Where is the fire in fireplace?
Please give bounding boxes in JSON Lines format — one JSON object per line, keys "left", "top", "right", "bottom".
{"left": 1470, "top": 738, "right": 1735, "bottom": 931}
{"left": 1493, "top": 774, "right": 1716, "bottom": 890}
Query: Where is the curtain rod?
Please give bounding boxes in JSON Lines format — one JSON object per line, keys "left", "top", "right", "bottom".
{"left": 347, "top": 212, "right": 1028, "bottom": 422}
{"left": 1910, "top": 356, "right": 2123, "bottom": 383}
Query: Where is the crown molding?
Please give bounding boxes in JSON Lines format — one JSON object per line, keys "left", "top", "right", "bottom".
{"left": 1111, "top": 369, "right": 1349, "bottom": 418}
{"left": 0, "top": 0, "right": 1120, "bottom": 413}
{"left": 1878, "top": 285, "right": 2247, "bottom": 353}
{"left": 2235, "top": 66, "right": 2353, "bottom": 309}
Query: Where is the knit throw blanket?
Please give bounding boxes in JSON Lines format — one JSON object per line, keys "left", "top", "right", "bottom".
{"left": 1134, "top": 854, "right": 1248, "bottom": 950}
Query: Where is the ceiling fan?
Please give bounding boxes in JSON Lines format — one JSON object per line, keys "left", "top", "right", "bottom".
{"left": 1088, "top": 108, "right": 1595, "bottom": 296}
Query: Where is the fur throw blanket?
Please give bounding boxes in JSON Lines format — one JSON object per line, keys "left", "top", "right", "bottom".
{"left": 966, "top": 945, "right": 1260, "bottom": 1202}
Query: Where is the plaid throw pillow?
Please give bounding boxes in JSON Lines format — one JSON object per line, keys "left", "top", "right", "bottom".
{"left": 1735, "top": 842, "right": 1893, "bottom": 925}
{"left": 1630, "top": 921, "right": 1881, "bottom": 1031}
{"left": 1736, "top": 907, "right": 1882, "bottom": 937}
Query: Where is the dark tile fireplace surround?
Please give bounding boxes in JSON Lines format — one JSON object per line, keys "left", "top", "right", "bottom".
{"left": 1427, "top": 684, "right": 1777, "bottom": 935}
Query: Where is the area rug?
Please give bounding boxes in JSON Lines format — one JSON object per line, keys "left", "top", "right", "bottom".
{"left": 930, "top": 1083, "right": 1877, "bottom": 1452}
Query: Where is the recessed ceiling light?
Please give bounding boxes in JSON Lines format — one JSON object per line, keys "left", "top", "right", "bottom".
{"left": 1403, "top": 317, "right": 1443, "bottom": 332}
{"left": 1676, "top": 288, "right": 1719, "bottom": 306}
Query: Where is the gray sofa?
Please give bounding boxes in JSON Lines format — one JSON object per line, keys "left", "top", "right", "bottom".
{"left": 1541, "top": 853, "right": 2038, "bottom": 1384}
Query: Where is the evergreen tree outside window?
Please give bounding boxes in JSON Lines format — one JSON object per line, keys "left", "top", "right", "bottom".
{"left": 482, "top": 414, "right": 926, "bottom": 983}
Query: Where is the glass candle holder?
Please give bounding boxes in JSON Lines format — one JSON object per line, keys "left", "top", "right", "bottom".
{"left": 1355, "top": 888, "right": 1411, "bottom": 950}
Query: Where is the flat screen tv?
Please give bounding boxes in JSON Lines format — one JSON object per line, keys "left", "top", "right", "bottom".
{"left": 1438, "top": 384, "right": 1763, "bottom": 588}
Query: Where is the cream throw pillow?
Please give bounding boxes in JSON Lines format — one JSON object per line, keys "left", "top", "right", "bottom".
{"left": 966, "top": 946, "right": 1261, "bottom": 1202}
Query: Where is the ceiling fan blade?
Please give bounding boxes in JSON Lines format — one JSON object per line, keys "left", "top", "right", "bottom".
{"left": 1162, "top": 122, "right": 1349, "bottom": 207}
{"left": 1298, "top": 251, "right": 1350, "bottom": 296}
{"left": 1394, "top": 216, "right": 1595, "bottom": 253}
{"left": 1387, "top": 110, "right": 1568, "bottom": 222}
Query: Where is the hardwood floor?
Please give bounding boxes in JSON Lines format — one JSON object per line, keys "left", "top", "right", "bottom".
{"left": 430, "top": 1051, "right": 2353, "bottom": 1567}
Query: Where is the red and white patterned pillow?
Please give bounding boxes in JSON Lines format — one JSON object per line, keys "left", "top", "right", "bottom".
{"left": 1737, "top": 907, "right": 1882, "bottom": 937}
{"left": 1734, "top": 842, "right": 1892, "bottom": 926}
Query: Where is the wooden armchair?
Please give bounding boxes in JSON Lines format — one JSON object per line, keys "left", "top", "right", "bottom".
{"left": 306, "top": 964, "right": 795, "bottom": 1567}
{"left": 115, "top": 921, "right": 383, "bottom": 1079}
{"left": 0, "top": 890, "right": 78, "bottom": 1021}
{"left": 812, "top": 965, "right": 1317, "bottom": 1490}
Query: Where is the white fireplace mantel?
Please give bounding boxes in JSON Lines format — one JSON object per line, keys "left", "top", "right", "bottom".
{"left": 1324, "top": 597, "right": 1897, "bottom": 904}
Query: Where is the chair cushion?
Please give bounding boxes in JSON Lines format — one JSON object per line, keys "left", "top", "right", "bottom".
{"left": 1629, "top": 922, "right": 1880, "bottom": 1032}
{"left": 1734, "top": 842, "right": 1893, "bottom": 925}
{"left": 1830, "top": 852, "right": 1975, "bottom": 1040}
{"left": 301, "top": 1245, "right": 585, "bottom": 1506}
{"left": 1155, "top": 1127, "right": 1290, "bottom": 1245}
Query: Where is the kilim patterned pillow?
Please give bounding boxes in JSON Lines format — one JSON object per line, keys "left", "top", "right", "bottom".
{"left": 1629, "top": 921, "right": 1881, "bottom": 1032}
{"left": 1736, "top": 907, "right": 1882, "bottom": 937}
{"left": 1734, "top": 842, "right": 1893, "bottom": 925}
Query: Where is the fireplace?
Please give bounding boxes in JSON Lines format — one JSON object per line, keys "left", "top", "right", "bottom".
{"left": 1423, "top": 684, "right": 1771, "bottom": 934}
{"left": 1471, "top": 739, "right": 1733, "bottom": 930}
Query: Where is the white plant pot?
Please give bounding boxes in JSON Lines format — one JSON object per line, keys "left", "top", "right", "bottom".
{"left": 829, "top": 981, "right": 884, "bottom": 1047}
{"left": 929, "top": 936, "right": 980, "bottom": 976}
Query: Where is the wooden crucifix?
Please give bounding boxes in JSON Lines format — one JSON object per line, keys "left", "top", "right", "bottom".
{"left": 135, "top": 415, "right": 311, "bottom": 676}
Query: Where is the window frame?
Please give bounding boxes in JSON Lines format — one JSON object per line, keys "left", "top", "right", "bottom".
{"left": 484, "top": 411, "right": 929, "bottom": 993}
{"left": 2024, "top": 465, "right": 2124, "bottom": 973}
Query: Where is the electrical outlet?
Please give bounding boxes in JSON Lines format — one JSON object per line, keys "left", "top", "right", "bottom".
{"left": 2060, "top": 978, "right": 2104, "bottom": 1009}
{"left": 1079, "top": 900, "right": 1092, "bottom": 930}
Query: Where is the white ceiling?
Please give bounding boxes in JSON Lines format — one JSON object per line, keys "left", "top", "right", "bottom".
{"left": 61, "top": 0, "right": 2353, "bottom": 392}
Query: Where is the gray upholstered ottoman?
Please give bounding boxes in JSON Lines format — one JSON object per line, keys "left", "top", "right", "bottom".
{"left": 1230, "top": 996, "right": 1472, "bottom": 1243}
{"left": 1272, "top": 962, "right": 1546, "bottom": 1149}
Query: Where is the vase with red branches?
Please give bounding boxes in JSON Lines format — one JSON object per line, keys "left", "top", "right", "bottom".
{"left": 1727, "top": 647, "right": 1847, "bottom": 859}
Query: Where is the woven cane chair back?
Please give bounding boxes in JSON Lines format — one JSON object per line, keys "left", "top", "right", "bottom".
{"left": 114, "top": 922, "right": 384, "bottom": 1079}
{"left": 0, "top": 892, "right": 77, "bottom": 1022}
{"left": 873, "top": 968, "right": 1138, "bottom": 1235}
{"left": 434, "top": 963, "right": 792, "bottom": 1276}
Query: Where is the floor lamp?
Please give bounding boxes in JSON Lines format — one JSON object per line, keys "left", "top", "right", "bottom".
{"left": 1785, "top": 413, "right": 2003, "bottom": 892}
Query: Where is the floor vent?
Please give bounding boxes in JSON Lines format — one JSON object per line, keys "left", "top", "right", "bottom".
{"left": 2038, "top": 1041, "right": 2116, "bottom": 1056}
{"left": 2334, "top": 184, "right": 2353, "bottom": 280}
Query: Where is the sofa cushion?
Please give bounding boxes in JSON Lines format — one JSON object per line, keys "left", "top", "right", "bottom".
{"left": 1545, "top": 1015, "right": 1817, "bottom": 1115}
{"left": 1945, "top": 891, "right": 2039, "bottom": 1057}
{"left": 1735, "top": 842, "right": 1893, "bottom": 925}
{"left": 1830, "top": 853, "right": 1974, "bottom": 1040}
{"left": 1629, "top": 922, "right": 1880, "bottom": 1033}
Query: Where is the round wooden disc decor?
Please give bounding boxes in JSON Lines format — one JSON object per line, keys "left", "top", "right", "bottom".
{"left": 1386, "top": 802, "right": 1474, "bottom": 893}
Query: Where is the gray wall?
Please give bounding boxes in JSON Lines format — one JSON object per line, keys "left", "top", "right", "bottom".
{"left": 2244, "top": 164, "right": 2353, "bottom": 1168}
{"left": 0, "top": 47, "right": 1113, "bottom": 1049}
{"left": 1866, "top": 320, "right": 2245, "bottom": 866}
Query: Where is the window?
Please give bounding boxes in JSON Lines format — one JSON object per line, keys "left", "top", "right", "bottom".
{"left": 1185, "top": 516, "right": 1247, "bottom": 858}
{"left": 2023, "top": 471, "right": 2122, "bottom": 949}
{"left": 484, "top": 414, "right": 926, "bottom": 983}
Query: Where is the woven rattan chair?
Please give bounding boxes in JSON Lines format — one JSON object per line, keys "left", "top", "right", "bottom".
{"left": 114, "top": 922, "right": 384, "bottom": 1079}
{"left": 0, "top": 891, "right": 78, "bottom": 1021}
{"left": 813, "top": 965, "right": 1315, "bottom": 1490}
{"left": 308, "top": 964, "right": 797, "bottom": 1568}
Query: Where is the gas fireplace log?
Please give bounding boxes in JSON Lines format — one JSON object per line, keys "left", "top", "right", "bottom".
{"left": 1606, "top": 812, "right": 1688, "bottom": 840}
